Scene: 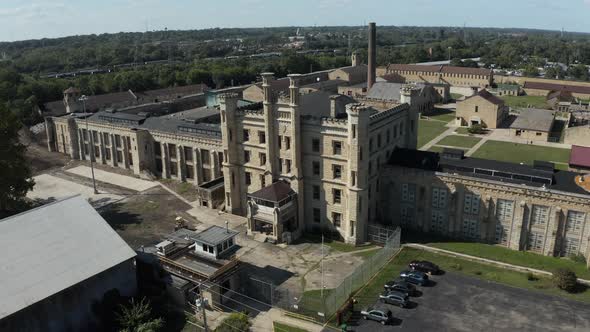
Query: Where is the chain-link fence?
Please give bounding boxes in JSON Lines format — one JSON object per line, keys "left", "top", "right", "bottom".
{"left": 286, "top": 226, "right": 401, "bottom": 323}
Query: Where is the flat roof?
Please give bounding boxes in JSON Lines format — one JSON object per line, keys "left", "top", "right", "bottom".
{"left": 570, "top": 145, "right": 590, "bottom": 168}
{"left": 510, "top": 108, "right": 555, "bottom": 132}
{"left": 0, "top": 196, "right": 136, "bottom": 319}
{"left": 193, "top": 225, "right": 238, "bottom": 246}
{"left": 387, "top": 148, "right": 590, "bottom": 196}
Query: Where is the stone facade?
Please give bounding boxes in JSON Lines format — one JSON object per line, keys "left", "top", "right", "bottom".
{"left": 386, "top": 64, "right": 493, "bottom": 89}
{"left": 219, "top": 73, "right": 420, "bottom": 243}
{"left": 455, "top": 91, "right": 508, "bottom": 129}
{"left": 381, "top": 164, "right": 590, "bottom": 259}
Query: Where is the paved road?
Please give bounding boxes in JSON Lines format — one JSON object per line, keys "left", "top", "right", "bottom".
{"left": 350, "top": 272, "right": 590, "bottom": 332}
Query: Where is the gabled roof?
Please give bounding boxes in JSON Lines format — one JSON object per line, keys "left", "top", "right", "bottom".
{"left": 387, "top": 64, "right": 491, "bottom": 77}
{"left": 570, "top": 145, "right": 590, "bottom": 168}
{"left": 249, "top": 180, "right": 295, "bottom": 202}
{"left": 510, "top": 108, "right": 555, "bottom": 132}
{"left": 465, "top": 89, "right": 504, "bottom": 105}
{"left": 366, "top": 82, "right": 403, "bottom": 101}
{"left": 0, "top": 196, "right": 136, "bottom": 320}
{"left": 524, "top": 81, "right": 590, "bottom": 95}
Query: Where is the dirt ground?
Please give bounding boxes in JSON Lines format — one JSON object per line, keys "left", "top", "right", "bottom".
{"left": 20, "top": 128, "right": 70, "bottom": 175}
{"left": 98, "top": 186, "right": 196, "bottom": 249}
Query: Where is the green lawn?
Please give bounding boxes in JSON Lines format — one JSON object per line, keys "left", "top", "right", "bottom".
{"left": 437, "top": 135, "right": 482, "bottom": 148}
{"left": 451, "top": 93, "right": 464, "bottom": 100}
{"left": 274, "top": 322, "right": 308, "bottom": 332}
{"left": 427, "top": 109, "right": 457, "bottom": 122}
{"left": 429, "top": 242, "right": 590, "bottom": 280}
{"left": 500, "top": 95, "right": 548, "bottom": 109}
{"left": 418, "top": 119, "right": 448, "bottom": 149}
{"left": 352, "top": 248, "right": 590, "bottom": 309}
{"left": 455, "top": 127, "right": 471, "bottom": 135}
{"left": 471, "top": 140, "right": 571, "bottom": 169}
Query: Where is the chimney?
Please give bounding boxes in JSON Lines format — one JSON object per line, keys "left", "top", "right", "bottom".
{"left": 367, "top": 22, "right": 377, "bottom": 90}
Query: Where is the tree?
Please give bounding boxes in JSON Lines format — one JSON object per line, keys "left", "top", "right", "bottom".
{"left": 552, "top": 268, "right": 578, "bottom": 293}
{"left": 545, "top": 66, "right": 565, "bottom": 80}
{"left": 523, "top": 65, "right": 539, "bottom": 77}
{"left": 0, "top": 105, "right": 34, "bottom": 218}
{"left": 116, "top": 298, "right": 163, "bottom": 332}
{"left": 215, "top": 313, "right": 251, "bottom": 332}
{"left": 468, "top": 123, "right": 486, "bottom": 134}
{"left": 568, "top": 64, "right": 590, "bottom": 81}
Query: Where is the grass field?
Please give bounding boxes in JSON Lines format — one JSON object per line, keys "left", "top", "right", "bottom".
{"left": 428, "top": 145, "right": 468, "bottom": 153}
{"left": 437, "top": 135, "right": 482, "bottom": 148}
{"left": 500, "top": 95, "right": 548, "bottom": 109}
{"left": 274, "top": 322, "right": 308, "bottom": 332}
{"left": 418, "top": 119, "right": 448, "bottom": 149}
{"left": 298, "top": 233, "right": 377, "bottom": 253}
{"left": 429, "top": 242, "right": 590, "bottom": 279}
{"left": 455, "top": 127, "right": 471, "bottom": 135}
{"left": 471, "top": 140, "right": 571, "bottom": 169}
{"left": 352, "top": 248, "right": 590, "bottom": 309}
{"left": 427, "top": 109, "right": 457, "bottom": 122}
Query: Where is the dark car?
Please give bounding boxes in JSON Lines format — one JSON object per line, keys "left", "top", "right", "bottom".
{"left": 399, "top": 270, "right": 429, "bottom": 286}
{"left": 384, "top": 278, "right": 417, "bottom": 295}
{"left": 409, "top": 260, "right": 440, "bottom": 274}
{"left": 360, "top": 308, "right": 394, "bottom": 325}
{"left": 379, "top": 290, "right": 410, "bottom": 307}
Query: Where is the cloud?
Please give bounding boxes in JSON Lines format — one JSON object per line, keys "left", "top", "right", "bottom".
{"left": 0, "top": 2, "right": 65, "bottom": 21}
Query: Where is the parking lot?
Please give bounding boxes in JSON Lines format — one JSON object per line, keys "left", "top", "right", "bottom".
{"left": 352, "top": 271, "right": 590, "bottom": 331}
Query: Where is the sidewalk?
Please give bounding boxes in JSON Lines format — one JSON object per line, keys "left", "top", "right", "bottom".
{"left": 404, "top": 243, "right": 590, "bottom": 285}
{"left": 420, "top": 126, "right": 457, "bottom": 151}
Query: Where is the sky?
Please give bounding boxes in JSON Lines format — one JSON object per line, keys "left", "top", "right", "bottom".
{"left": 1, "top": 0, "right": 590, "bottom": 42}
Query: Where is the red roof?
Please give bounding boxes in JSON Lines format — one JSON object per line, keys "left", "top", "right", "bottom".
{"left": 569, "top": 145, "right": 590, "bottom": 168}
{"left": 524, "top": 81, "right": 590, "bottom": 95}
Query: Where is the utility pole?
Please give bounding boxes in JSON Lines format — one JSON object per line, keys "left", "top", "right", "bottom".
{"left": 321, "top": 234, "right": 325, "bottom": 299}
{"left": 80, "top": 95, "right": 98, "bottom": 194}
{"left": 196, "top": 294, "right": 209, "bottom": 332}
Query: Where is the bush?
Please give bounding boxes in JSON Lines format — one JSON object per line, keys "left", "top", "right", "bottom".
{"left": 215, "top": 313, "right": 251, "bottom": 332}
{"left": 526, "top": 272, "right": 538, "bottom": 281}
{"left": 569, "top": 253, "right": 587, "bottom": 264}
{"left": 468, "top": 124, "right": 486, "bottom": 134}
{"left": 474, "top": 270, "right": 482, "bottom": 275}
{"left": 553, "top": 268, "right": 578, "bottom": 292}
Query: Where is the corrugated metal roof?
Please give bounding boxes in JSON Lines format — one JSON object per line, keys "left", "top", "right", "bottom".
{"left": 0, "top": 196, "right": 136, "bottom": 319}
{"left": 510, "top": 108, "right": 555, "bottom": 132}
{"left": 366, "top": 82, "right": 403, "bottom": 101}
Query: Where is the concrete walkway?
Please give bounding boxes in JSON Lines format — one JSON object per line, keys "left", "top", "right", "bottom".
{"left": 488, "top": 128, "right": 572, "bottom": 149}
{"left": 465, "top": 135, "right": 490, "bottom": 156}
{"left": 420, "top": 126, "right": 457, "bottom": 151}
{"left": 405, "top": 243, "right": 590, "bottom": 285}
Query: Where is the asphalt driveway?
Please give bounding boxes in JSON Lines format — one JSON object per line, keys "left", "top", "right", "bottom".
{"left": 351, "top": 271, "right": 590, "bottom": 332}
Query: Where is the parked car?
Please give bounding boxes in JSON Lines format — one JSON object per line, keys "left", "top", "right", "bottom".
{"left": 400, "top": 270, "right": 429, "bottom": 286}
{"left": 360, "top": 308, "right": 394, "bottom": 325}
{"left": 379, "top": 290, "right": 410, "bottom": 307}
{"left": 409, "top": 260, "right": 440, "bottom": 274}
{"left": 384, "top": 278, "right": 417, "bottom": 295}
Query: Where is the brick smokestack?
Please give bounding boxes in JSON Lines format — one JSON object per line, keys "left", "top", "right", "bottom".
{"left": 367, "top": 22, "right": 376, "bottom": 89}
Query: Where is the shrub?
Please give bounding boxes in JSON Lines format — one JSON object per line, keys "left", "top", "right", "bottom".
{"left": 474, "top": 270, "right": 482, "bottom": 275}
{"left": 468, "top": 124, "right": 486, "bottom": 134}
{"left": 526, "top": 272, "right": 538, "bottom": 281}
{"left": 569, "top": 253, "right": 587, "bottom": 264}
{"left": 553, "top": 268, "right": 578, "bottom": 292}
{"left": 215, "top": 312, "right": 251, "bottom": 332}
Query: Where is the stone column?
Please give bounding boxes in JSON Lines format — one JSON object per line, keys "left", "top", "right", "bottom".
{"left": 122, "top": 136, "right": 130, "bottom": 169}
{"left": 194, "top": 148, "right": 203, "bottom": 185}
{"left": 110, "top": 134, "right": 117, "bottom": 167}
{"left": 177, "top": 145, "right": 186, "bottom": 181}
{"left": 211, "top": 150, "right": 221, "bottom": 179}
{"left": 162, "top": 143, "right": 170, "bottom": 178}
{"left": 78, "top": 129, "right": 85, "bottom": 160}
{"left": 510, "top": 201, "right": 527, "bottom": 250}
{"left": 544, "top": 207, "right": 562, "bottom": 256}
{"left": 99, "top": 133, "right": 106, "bottom": 164}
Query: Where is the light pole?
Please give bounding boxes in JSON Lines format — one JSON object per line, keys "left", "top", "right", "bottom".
{"left": 79, "top": 95, "right": 98, "bottom": 194}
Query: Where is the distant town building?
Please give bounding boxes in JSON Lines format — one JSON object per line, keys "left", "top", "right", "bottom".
{"left": 0, "top": 196, "right": 137, "bottom": 332}
{"left": 523, "top": 81, "right": 590, "bottom": 100}
{"left": 455, "top": 89, "right": 508, "bottom": 129}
